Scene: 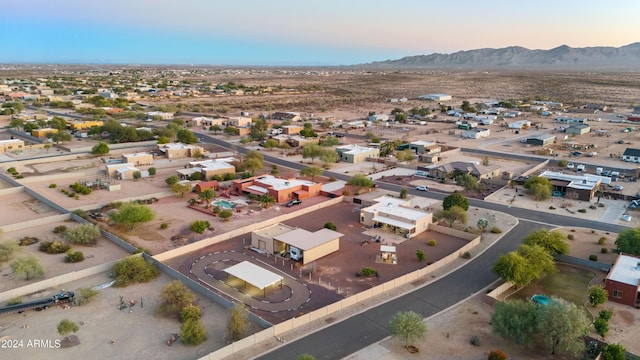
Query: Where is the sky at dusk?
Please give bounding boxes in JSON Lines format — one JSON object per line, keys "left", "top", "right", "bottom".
{"left": 2, "top": 0, "right": 639, "bottom": 66}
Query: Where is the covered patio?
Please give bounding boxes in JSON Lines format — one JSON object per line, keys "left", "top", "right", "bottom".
{"left": 224, "top": 261, "right": 283, "bottom": 297}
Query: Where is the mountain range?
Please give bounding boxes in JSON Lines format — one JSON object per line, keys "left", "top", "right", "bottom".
{"left": 362, "top": 43, "right": 640, "bottom": 70}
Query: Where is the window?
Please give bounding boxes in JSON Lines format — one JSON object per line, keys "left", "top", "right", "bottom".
{"left": 613, "top": 289, "right": 623, "bottom": 299}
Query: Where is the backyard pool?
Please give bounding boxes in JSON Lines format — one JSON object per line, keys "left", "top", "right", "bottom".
{"left": 213, "top": 200, "right": 236, "bottom": 209}
{"left": 531, "top": 294, "right": 552, "bottom": 305}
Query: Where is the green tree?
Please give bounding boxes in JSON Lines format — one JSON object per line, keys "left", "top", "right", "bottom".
{"left": 109, "top": 202, "right": 155, "bottom": 230}
{"left": 395, "top": 149, "right": 414, "bottom": 162}
{"left": 435, "top": 205, "right": 467, "bottom": 227}
{"left": 380, "top": 139, "right": 403, "bottom": 157}
{"left": 321, "top": 136, "right": 339, "bottom": 146}
{"left": 456, "top": 174, "right": 480, "bottom": 190}
{"left": 588, "top": 285, "right": 608, "bottom": 307}
{"left": 300, "top": 166, "right": 323, "bottom": 182}
{"left": 64, "top": 223, "right": 101, "bottom": 245}
{"left": 10, "top": 255, "right": 44, "bottom": 280}
{"left": 524, "top": 176, "right": 552, "bottom": 201}
{"left": 180, "top": 304, "right": 202, "bottom": 323}
{"left": 323, "top": 222, "right": 337, "bottom": 231}
{"left": 536, "top": 299, "right": 590, "bottom": 356}
{"left": 302, "top": 143, "right": 324, "bottom": 163}
{"left": 347, "top": 174, "right": 374, "bottom": 189}
{"left": 210, "top": 124, "right": 223, "bottom": 133}
{"left": 57, "top": 319, "right": 79, "bottom": 336}
{"left": 223, "top": 126, "right": 239, "bottom": 136}
{"left": 263, "top": 138, "right": 279, "bottom": 149}
{"left": 416, "top": 249, "right": 425, "bottom": 262}
{"left": 111, "top": 256, "right": 159, "bottom": 287}
{"left": 0, "top": 240, "right": 19, "bottom": 262}
{"left": 176, "top": 128, "right": 199, "bottom": 144}
{"left": 132, "top": 171, "right": 142, "bottom": 181}
{"left": 158, "top": 280, "right": 195, "bottom": 317}
{"left": 387, "top": 310, "right": 428, "bottom": 347}
{"left": 52, "top": 131, "right": 72, "bottom": 143}
{"left": 400, "top": 188, "right": 408, "bottom": 199}
{"left": 442, "top": 191, "right": 469, "bottom": 211}
{"left": 181, "top": 318, "right": 207, "bottom": 345}
{"left": 243, "top": 158, "right": 263, "bottom": 176}
{"left": 601, "top": 343, "right": 626, "bottom": 360}
{"left": 615, "top": 227, "right": 640, "bottom": 255}
{"left": 91, "top": 142, "right": 110, "bottom": 155}
{"left": 491, "top": 299, "right": 537, "bottom": 347}
{"left": 522, "top": 229, "right": 569, "bottom": 255}
{"left": 165, "top": 175, "right": 179, "bottom": 186}
{"left": 198, "top": 189, "right": 216, "bottom": 209}
{"left": 493, "top": 252, "right": 536, "bottom": 287}
{"left": 320, "top": 149, "right": 339, "bottom": 165}
{"left": 557, "top": 159, "right": 568, "bottom": 168}
{"left": 171, "top": 182, "right": 191, "bottom": 197}
{"left": 148, "top": 167, "right": 157, "bottom": 176}
{"left": 190, "top": 220, "right": 211, "bottom": 233}
{"left": 226, "top": 303, "right": 249, "bottom": 342}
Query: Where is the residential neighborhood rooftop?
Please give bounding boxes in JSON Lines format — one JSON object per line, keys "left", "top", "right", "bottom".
{"left": 608, "top": 254, "right": 640, "bottom": 286}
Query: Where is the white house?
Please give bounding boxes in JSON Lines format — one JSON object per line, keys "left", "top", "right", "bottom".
{"left": 418, "top": 94, "right": 452, "bottom": 101}
{"left": 508, "top": 120, "right": 531, "bottom": 129}
{"left": 462, "top": 128, "right": 490, "bottom": 139}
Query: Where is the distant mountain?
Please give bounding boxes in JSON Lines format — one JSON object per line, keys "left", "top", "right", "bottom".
{"left": 362, "top": 43, "right": 640, "bottom": 69}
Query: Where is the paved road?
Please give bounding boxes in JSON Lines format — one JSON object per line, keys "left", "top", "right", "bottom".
{"left": 196, "top": 133, "right": 628, "bottom": 359}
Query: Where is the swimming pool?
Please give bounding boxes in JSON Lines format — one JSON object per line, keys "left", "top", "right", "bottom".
{"left": 213, "top": 200, "right": 236, "bottom": 209}
{"left": 531, "top": 294, "right": 552, "bottom": 305}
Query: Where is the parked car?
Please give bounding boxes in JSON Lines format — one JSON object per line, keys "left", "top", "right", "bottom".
{"left": 334, "top": 133, "right": 345, "bottom": 138}
{"left": 566, "top": 163, "right": 575, "bottom": 169}
{"left": 614, "top": 185, "right": 624, "bottom": 191}
{"left": 415, "top": 171, "right": 428, "bottom": 177}
{"left": 286, "top": 199, "right": 302, "bottom": 207}
{"left": 415, "top": 185, "right": 429, "bottom": 191}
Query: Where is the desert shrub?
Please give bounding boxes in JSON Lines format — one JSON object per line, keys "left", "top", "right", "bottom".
{"left": 53, "top": 225, "right": 68, "bottom": 234}
{"left": 323, "top": 222, "right": 337, "bottom": 231}
{"left": 64, "top": 250, "right": 84, "bottom": 263}
{"left": 487, "top": 350, "right": 508, "bottom": 360}
{"left": 180, "top": 304, "right": 202, "bottom": 323}
{"left": 470, "top": 335, "right": 480, "bottom": 346}
{"left": 427, "top": 239, "right": 437, "bottom": 246}
{"left": 111, "top": 256, "right": 160, "bottom": 287}
{"left": 73, "top": 287, "right": 99, "bottom": 306}
{"left": 570, "top": 229, "right": 576, "bottom": 232}
{"left": 567, "top": 234, "right": 575, "bottom": 240}
{"left": 18, "top": 237, "right": 38, "bottom": 246}
{"left": 416, "top": 249, "right": 425, "bottom": 262}
{"left": 7, "top": 297, "right": 22, "bottom": 306}
{"left": 7, "top": 167, "right": 17, "bottom": 174}
{"left": 594, "top": 317, "right": 609, "bottom": 337}
{"left": 158, "top": 280, "right": 196, "bottom": 318}
{"left": 599, "top": 309, "right": 613, "bottom": 321}
{"left": 181, "top": 318, "right": 206, "bottom": 345}
{"left": 342, "top": 190, "right": 350, "bottom": 196}
{"left": 39, "top": 240, "right": 71, "bottom": 254}
{"left": 361, "top": 267, "right": 376, "bottom": 276}
{"left": 49, "top": 183, "right": 57, "bottom": 188}
{"left": 218, "top": 209, "right": 233, "bottom": 221}
{"left": 57, "top": 319, "right": 79, "bottom": 336}
{"left": 0, "top": 240, "right": 19, "bottom": 262}
{"left": 160, "top": 223, "right": 169, "bottom": 230}
{"left": 549, "top": 206, "right": 556, "bottom": 210}
{"left": 69, "top": 182, "right": 91, "bottom": 195}
{"left": 462, "top": 251, "right": 472, "bottom": 259}
{"left": 490, "top": 226, "right": 502, "bottom": 234}
{"left": 578, "top": 209, "right": 587, "bottom": 213}
{"left": 64, "top": 223, "right": 100, "bottom": 245}
{"left": 72, "top": 209, "right": 89, "bottom": 220}
{"left": 589, "top": 254, "right": 598, "bottom": 261}
{"left": 598, "top": 236, "right": 607, "bottom": 245}
{"left": 190, "top": 220, "right": 211, "bottom": 234}
{"left": 601, "top": 248, "right": 609, "bottom": 254}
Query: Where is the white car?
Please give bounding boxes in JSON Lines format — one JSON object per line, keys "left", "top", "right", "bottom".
{"left": 416, "top": 186, "right": 429, "bottom": 191}
{"left": 614, "top": 185, "right": 624, "bottom": 191}
{"left": 566, "top": 163, "right": 575, "bottom": 169}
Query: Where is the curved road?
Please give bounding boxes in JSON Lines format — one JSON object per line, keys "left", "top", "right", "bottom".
{"left": 195, "top": 133, "right": 627, "bottom": 359}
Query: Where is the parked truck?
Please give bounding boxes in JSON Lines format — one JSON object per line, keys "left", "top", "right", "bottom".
{"left": 0, "top": 291, "right": 75, "bottom": 316}
{"left": 289, "top": 246, "right": 303, "bottom": 261}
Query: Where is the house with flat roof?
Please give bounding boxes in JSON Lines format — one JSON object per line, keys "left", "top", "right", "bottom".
{"left": 604, "top": 254, "right": 640, "bottom": 307}
{"left": 158, "top": 142, "right": 203, "bottom": 159}
{"left": 251, "top": 223, "right": 343, "bottom": 264}
{"left": 461, "top": 127, "right": 490, "bottom": 139}
{"left": 233, "top": 175, "right": 321, "bottom": 203}
{"left": 122, "top": 152, "right": 153, "bottom": 166}
{"left": 360, "top": 196, "right": 432, "bottom": 238}
{"left": 408, "top": 141, "right": 439, "bottom": 155}
{"left": 335, "top": 144, "right": 379, "bottom": 164}
{"left": 565, "top": 124, "right": 591, "bottom": 135}
{"left": 0, "top": 139, "right": 24, "bottom": 154}
{"left": 524, "top": 135, "right": 556, "bottom": 146}
{"left": 508, "top": 120, "right": 531, "bottom": 129}
{"left": 555, "top": 116, "right": 587, "bottom": 124}
{"left": 539, "top": 170, "right": 610, "bottom": 201}
{"left": 105, "top": 162, "right": 134, "bottom": 178}
{"left": 31, "top": 128, "right": 58, "bottom": 138}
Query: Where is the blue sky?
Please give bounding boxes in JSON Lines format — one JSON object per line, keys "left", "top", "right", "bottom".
{"left": 2, "top": 0, "right": 639, "bottom": 66}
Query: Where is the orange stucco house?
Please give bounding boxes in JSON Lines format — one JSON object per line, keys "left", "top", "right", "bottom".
{"left": 232, "top": 175, "right": 321, "bottom": 203}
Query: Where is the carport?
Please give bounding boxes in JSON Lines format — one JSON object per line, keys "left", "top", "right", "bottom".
{"left": 224, "top": 261, "right": 283, "bottom": 297}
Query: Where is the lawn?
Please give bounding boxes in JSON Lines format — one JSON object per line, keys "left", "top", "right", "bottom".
{"left": 507, "top": 264, "right": 596, "bottom": 306}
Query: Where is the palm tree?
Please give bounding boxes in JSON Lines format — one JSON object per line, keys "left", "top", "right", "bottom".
{"left": 198, "top": 189, "right": 216, "bottom": 209}
{"left": 258, "top": 194, "right": 276, "bottom": 209}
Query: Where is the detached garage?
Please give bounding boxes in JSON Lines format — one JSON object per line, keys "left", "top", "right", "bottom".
{"left": 525, "top": 135, "right": 556, "bottom": 146}
{"left": 274, "top": 228, "right": 343, "bottom": 265}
